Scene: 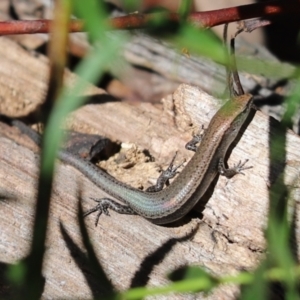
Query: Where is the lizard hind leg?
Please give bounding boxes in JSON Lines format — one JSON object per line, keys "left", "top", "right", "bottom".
{"left": 146, "top": 152, "right": 185, "bottom": 192}
{"left": 84, "top": 198, "right": 136, "bottom": 226}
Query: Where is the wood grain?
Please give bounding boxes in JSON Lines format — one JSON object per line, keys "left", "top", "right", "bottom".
{"left": 0, "top": 35, "right": 299, "bottom": 299}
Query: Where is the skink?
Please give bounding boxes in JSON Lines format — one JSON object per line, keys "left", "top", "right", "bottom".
{"left": 10, "top": 91, "right": 253, "bottom": 225}
{"left": 8, "top": 25, "right": 254, "bottom": 225}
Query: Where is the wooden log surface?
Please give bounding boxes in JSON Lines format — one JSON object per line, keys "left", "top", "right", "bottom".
{"left": 122, "top": 33, "right": 295, "bottom": 101}
{"left": 0, "top": 35, "right": 299, "bottom": 299}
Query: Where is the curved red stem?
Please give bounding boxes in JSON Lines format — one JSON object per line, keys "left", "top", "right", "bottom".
{"left": 0, "top": 1, "right": 298, "bottom": 35}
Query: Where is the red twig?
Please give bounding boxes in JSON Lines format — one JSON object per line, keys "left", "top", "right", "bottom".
{"left": 0, "top": 19, "right": 83, "bottom": 35}
{"left": 0, "top": 1, "right": 299, "bottom": 35}
{"left": 187, "top": 0, "right": 300, "bottom": 28}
